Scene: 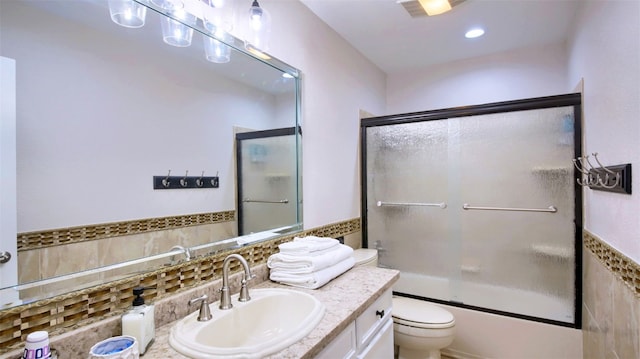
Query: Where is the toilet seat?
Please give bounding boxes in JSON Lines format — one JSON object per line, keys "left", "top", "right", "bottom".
{"left": 392, "top": 297, "right": 455, "bottom": 329}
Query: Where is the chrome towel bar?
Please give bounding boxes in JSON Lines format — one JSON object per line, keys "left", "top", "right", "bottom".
{"left": 462, "top": 204, "right": 557, "bottom": 213}
{"left": 377, "top": 201, "right": 447, "bottom": 209}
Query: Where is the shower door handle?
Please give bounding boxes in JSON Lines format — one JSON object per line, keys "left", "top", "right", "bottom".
{"left": 376, "top": 201, "right": 447, "bottom": 209}
{"left": 243, "top": 198, "right": 289, "bottom": 204}
{"left": 462, "top": 204, "right": 557, "bottom": 213}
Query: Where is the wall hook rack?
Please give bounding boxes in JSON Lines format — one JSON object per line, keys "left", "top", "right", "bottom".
{"left": 153, "top": 170, "right": 220, "bottom": 190}
{"left": 573, "top": 153, "right": 631, "bottom": 194}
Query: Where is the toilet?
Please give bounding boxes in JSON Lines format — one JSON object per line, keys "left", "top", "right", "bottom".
{"left": 352, "top": 248, "right": 455, "bottom": 359}
{"left": 392, "top": 296, "right": 456, "bottom": 359}
{"left": 353, "top": 248, "right": 378, "bottom": 267}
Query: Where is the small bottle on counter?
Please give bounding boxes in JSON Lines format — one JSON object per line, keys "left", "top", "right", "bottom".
{"left": 121, "top": 287, "right": 155, "bottom": 355}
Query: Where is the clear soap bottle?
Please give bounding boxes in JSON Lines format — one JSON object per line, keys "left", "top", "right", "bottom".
{"left": 121, "top": 287, "right": 155, "bottom": 354}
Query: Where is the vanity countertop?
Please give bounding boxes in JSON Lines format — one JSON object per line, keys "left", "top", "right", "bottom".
{"left": 146, "top": 266, "right": 399, "bottom": 358}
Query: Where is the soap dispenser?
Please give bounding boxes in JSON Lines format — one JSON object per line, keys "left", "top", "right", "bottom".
{"left": 122, "top": 287, "right": 155, "bottom": 354}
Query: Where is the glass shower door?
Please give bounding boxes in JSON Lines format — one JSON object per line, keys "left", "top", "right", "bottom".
{"left": 236, "top": 128, "right": 298, "bottom": 235}
{"left": 365, "top": 120, "right": 460, "bottom": 303}
{"left": 455, "top": 107, "right": 576, "bottom": 323}
{"left": 362, "top": 94, "right": 581, "bottom": 327}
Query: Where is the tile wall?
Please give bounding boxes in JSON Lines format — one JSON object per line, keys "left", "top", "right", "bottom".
{"left": 17, "top": 211, "right": 236, "bottom": 284}
{"left": 583, "top": 231, "right": 640, "bottom": 358}
{"left": 0, "top": 218, "right": 361, "bottom": 355}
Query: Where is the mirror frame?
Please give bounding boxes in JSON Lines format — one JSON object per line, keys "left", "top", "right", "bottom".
{"left": 1, "top": 0, "right": 303, "bottom": 309}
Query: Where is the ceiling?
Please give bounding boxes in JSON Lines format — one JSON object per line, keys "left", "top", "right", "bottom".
{"left": 299, "top": 0, "right": 581, "bottom": 74}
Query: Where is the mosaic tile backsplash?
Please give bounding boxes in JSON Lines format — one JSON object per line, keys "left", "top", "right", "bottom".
{"left": 0, "top": 218, "right": 361, "bottom": 354}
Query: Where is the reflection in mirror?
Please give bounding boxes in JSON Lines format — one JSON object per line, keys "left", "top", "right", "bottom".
{"left": 0, "top": 0, "right": 302, "bottom": 308}
{"left": 237, "top": 127, "right": 301, "bottom": 235}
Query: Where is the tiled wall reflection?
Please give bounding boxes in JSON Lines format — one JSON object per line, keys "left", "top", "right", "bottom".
{"left": 18, "top": 221, "right": 236, "bottom": 284}
{"left": 583, "top": 231, "right": 640, "bottom": 359}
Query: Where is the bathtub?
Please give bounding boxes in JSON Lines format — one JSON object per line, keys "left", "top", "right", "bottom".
{"left": 393, "top": 272, "right": 582, "bottom": 359}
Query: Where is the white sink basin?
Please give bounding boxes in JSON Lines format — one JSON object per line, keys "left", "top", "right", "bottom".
{"left": 169, "top": 288, "right": 325, "bottom": 358}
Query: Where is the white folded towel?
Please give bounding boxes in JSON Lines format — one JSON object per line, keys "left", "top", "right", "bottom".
{"left": 267, "top": 244, "right": 354, "bottom": 274}
{"left": 278, "top": 236, "right": 339, "bottom": 255}
{"left": 269, "top": 256, "right": 355, "bottom": 289}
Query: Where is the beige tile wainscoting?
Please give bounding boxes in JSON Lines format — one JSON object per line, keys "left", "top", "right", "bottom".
{"left": 583, "top": 230, "right": 640, "bottom": 358}
{"left": 0, "top": 218, "right": 361, "bottom": 355}
{"left": 17, "top": 211, "right": 236, "bottom": 285}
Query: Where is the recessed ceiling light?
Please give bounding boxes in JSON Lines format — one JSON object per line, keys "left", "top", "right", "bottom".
{"left": 465, "top": 28, "right": 485, "bottom": 39}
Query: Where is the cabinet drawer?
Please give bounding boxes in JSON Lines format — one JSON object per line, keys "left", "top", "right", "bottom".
{"left": 356, "top": 318, "right": 393, "bottom": 359}
{"left": 316, "top": 321, "right": 356, "bottom": 359}
{"left": 355, "top": 288, "right": 392, "bottom": 349}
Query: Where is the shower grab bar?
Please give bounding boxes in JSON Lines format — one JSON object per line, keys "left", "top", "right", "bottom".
{"left": 377, "top": 201, "right": 447, "bottom": 209}
{"left": 462, "top": 203, "right": 557, "bottom": 213}
{"left": 243, "top": 198, "right": 289, "bottom": 204}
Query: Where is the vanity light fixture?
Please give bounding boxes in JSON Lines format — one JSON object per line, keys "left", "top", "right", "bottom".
{"left": 465, "top": 28, "right": 485, "bottom": 39}
{"left": 203, "top": 32, "right": 232, "bottom": 63}
{"left": 418, "top": 0, "right": 451, "bottom": 16}
{"left": 203, "top": 0, "right": 235, "bottom": 34}
{"left": 244, "top": 0, "right": 271, "bottom": 54}
{"left": 151, "top": 0, "right": 184, "bottom": 11}
{"left": 202, "top": 0, "right": 234, "bottom": 63}
{"left": 161, "top": 8, "right": 197, "bottom": 47}
{"left": 108, "top": 0, "right": 147, "bottom": 28}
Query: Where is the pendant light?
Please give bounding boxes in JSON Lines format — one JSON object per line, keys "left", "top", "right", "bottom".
{"left": 244, "top": 0, "right": 271, "bottom": 55}
{"left": 203, "top": 31, "right": 232, "bottom": 63}
{"left": 161, "top": 8, "right": 197, "bottom": 47}
{"left": 202, "top": 0, "right": 234, "bottom": 63}
{"left": 151, "top": 0, "right": 184, "bottom": 11}
{"left": 108, "top": 0, "right": 147, "bottom": 28}
{"left": 203, "top": 0, "right": 235, "bottom": 34}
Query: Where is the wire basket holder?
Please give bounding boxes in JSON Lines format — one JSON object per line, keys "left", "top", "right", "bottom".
{"left": 573, "top": 153, "right": 631, "bottom": 194}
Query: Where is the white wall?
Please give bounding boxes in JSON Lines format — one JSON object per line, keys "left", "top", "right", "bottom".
{"left": 265, "top": 0, "right": 387, "bottom": 229}
{"left": 2, "top": 2, "right": 282, "bottom": 231}
{"left": 387, "top": 42, "right": 569, "bottom": 114}
{"left": 567, "top": 0, "right": 640, "bottom": 262}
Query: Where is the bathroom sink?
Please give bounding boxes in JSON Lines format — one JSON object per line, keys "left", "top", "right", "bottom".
{"left": 169, "top": 288, "right": 325, "bottom": 358}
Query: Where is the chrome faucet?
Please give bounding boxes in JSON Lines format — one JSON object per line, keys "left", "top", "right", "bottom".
{"left": 169, "top": 245, "right": 192, "bottom": 264}
{"left": 219, "top": 254, "right": 255, "bottom": 310}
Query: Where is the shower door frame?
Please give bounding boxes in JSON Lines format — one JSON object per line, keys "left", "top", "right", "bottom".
{"left": 360, "top": 93, "right": 583, "bottom": 328}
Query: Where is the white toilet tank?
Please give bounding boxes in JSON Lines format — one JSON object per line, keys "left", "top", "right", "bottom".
{"left": 353, "top": 248, "right": 378, "bottom": 267}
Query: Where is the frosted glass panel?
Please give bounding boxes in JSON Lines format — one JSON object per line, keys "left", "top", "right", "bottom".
{"left": 239, "top": 133, "right": 297, "bottom": 235}
{"left": 363, "top": 104, "right": 578, "bottom": 325}
{"left": 457, "top": 107, "right": 575, "bottom": 322}
{"left": 366, "top": 120, "right": 454, "bottom": 302}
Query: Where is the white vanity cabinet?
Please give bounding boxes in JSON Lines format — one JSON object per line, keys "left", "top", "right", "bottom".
{"left": 316, "top": 289, "right": 393, "bottom": 359}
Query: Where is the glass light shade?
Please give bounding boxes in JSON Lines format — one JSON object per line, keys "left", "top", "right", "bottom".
{"left": 244, "top": 0, "right": 271, "bottom": 53}
{"left": 418, "top": 0, "right": 452, "bottom": 16}
{"left": 203, "top": 32, "right": 231, "bottom": 63}
{"left": 203, "top": 0, "right": 235, "bottom": 34}
{"left": 151, "top": 0, "right": 184, "bottom": 11}
{"left": 108, "top": 0, "right": 147, "bottom": 28}
{"left": 161, "top": 9, "right": 196, "bottom": 47}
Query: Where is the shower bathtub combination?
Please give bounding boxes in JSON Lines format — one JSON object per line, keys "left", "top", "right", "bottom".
{"left": 361, "top": 94, "right": 583, "bottom": 357}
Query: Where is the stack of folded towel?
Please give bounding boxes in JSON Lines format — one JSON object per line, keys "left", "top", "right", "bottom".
{"left": 268, "top": 236, "right": 355, "bottom": 289}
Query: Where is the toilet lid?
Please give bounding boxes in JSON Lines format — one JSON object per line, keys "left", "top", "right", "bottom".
{"left": 392, "top": 297, "right": 455, "bottom": 328}
{"left": 353, "top": 249, "right": 377, "bottom": 265}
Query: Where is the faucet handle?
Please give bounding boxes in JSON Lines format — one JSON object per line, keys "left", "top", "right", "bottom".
{"left": 238, "top": 273, "right": 255, "bottom": 303}
{"left": 188, "top": 294, "right": 212, "bottom": 321}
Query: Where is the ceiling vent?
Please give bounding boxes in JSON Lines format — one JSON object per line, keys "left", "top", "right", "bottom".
{"left": 398, "top": 0, "right": 467, "bottom": 18}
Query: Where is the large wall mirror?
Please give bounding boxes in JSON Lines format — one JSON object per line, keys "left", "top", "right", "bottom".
{"left": 0, "top": 0, "right": 302, "bottom": 308}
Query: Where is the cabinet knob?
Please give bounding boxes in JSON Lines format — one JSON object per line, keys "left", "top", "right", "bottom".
{"left": 375, "top": 309, "right": 384, "bottom": 318}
